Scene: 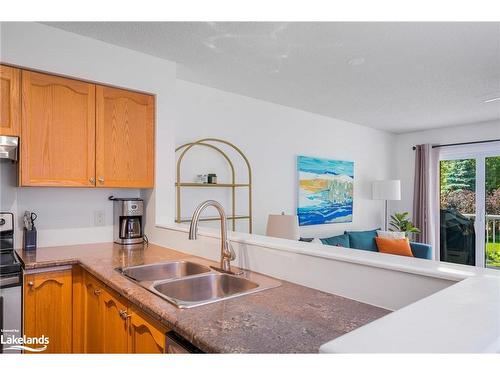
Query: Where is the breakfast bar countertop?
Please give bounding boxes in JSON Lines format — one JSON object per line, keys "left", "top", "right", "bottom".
{"left": 16, "top": 242, "right": 389, "bottom": 353}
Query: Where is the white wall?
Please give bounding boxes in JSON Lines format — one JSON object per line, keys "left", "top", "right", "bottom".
{"left": 0, "top": 22, "right": 176, "bottom": 247}
{"left": 173, "top": 80, "right": 395, "bottom": 238}
{"left": 392, "top": 120, "right": 500, "bottom": 217}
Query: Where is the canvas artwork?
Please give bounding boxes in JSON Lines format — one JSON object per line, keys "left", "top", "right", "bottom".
{"left": 297, "top": 155, "right": 354, "bottom": 226}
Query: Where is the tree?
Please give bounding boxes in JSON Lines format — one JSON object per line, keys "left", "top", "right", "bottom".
{"left": 440, "top": 159, "right": 475, "bottom": 193}
{"left": 486, "top": 156, "right": 500, "bottom": 193}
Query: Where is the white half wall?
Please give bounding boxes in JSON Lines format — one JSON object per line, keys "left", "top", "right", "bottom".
{"left": 173, "top": 79, "right": 395, "bottom": 238}
{"left": 149, "top": 224, "right": 456, "bottom": 310}
{"left": 0, "top": 22, "right": 177, "bottom": 247}
{"left": 392, "top": 120, "right": 500, "bottom": 217}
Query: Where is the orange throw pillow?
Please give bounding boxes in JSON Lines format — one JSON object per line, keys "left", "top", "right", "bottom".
{"left": 375, "top": 237, "right": 414, "bottom": 257}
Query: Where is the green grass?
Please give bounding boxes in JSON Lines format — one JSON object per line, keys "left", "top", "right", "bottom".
{"left": 486, "top": 242, "right": 500, "bottom": 268}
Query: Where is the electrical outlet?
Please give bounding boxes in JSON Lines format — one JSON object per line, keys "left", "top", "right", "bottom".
{"left": 94, "top": 210, "right": 105, "bottom": 226}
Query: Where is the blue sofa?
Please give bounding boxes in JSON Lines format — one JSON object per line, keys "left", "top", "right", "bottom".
{"left": 408, "top": 242, "right": 433, "bottom": 260}
{"left": 302, "top": 229, "right": 433, "bottom": 260}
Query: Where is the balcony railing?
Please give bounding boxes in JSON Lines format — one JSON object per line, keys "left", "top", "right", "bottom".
{"left": 462, "top": 213, "right": 500, "bottom": 243}
{"left": 461, "top": 213, "right": 500, "bottom": 268}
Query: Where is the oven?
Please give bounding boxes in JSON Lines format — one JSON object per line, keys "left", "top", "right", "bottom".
{"left": 0, "top": 212, "right": 22, "bottom": 354}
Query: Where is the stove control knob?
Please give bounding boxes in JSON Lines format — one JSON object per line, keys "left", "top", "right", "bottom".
{"left": 0, "top": 218, "right": 5, "bottom": 226}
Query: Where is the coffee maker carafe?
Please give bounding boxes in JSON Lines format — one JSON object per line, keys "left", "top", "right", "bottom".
{"left": 111, "top": 198, "right": 144, "bottom": 245}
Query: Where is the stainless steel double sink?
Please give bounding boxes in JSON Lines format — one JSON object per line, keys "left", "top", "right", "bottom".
{"left": 117, "top": 259, "right": 280, "bottom": 308}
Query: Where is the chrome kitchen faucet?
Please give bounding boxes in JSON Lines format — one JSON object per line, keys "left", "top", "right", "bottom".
{"left": 188, "top": 200, "right": 237, "bottom": 274}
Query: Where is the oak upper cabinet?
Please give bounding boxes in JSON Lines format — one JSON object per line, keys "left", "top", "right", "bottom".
{"left": 96, "top": 85, "right": 155, "bottom": 188}
{"left": 20, "top": 71, "right": 96, "bottom": 186}
{"left": 101, "top": 286, "right": 129, "bottom": 353}
{"left": 0, "top": 65, "right": 21, "bottom": 136}
{"left": 24, "top": 269, "right": 73, "bottom": 354}
{"left": 128, "top": 306, "right": 167, "bottom": 354}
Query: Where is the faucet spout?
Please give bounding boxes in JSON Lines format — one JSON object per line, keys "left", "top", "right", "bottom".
{"left": 188, "top": 200, "right": 235, "bottom": 273}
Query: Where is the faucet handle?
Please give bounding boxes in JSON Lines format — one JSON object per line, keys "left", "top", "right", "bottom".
{"left": 225, "top": 240, "right": 236, "bottom": 261}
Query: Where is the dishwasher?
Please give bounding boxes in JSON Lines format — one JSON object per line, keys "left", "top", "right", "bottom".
{"left": 166, "top": 331, "right": 203, "bottom": 353}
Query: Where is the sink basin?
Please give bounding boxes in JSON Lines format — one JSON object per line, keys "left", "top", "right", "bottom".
{"left": 117, "top": 258, "right": 281, "bottom": 309}
{"left": 121, "top": 261, "right": 211, "bottom": 282}
{"left": 151, "top": 273, "right": 268, "bottom": 308}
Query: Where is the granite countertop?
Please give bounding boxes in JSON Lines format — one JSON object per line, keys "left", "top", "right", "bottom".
{"left": 16, "top": 242, "right": 389, "bottom": 353}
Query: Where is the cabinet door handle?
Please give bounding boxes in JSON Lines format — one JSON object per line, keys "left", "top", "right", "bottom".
{"left": 93, "top": 288, "right": 101, "bottom": 296}
{"left": 28, "top": 281, "right": 34, "bottom": 291}
{"left": 89, "top": 177, "right": 95, "bottom": 184}
{"left": 98, "top": 177, "right": 105, "bottom": 184}
{"left": 119, "top": 309, "right": 131, "bottom": 320}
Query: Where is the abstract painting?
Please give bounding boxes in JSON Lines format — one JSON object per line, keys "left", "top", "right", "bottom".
{"left": 297, "top": 155, "right": 354, "bottom": 226}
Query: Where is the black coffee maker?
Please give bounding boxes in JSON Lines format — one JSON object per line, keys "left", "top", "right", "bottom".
{"left": 110, "top": 197, "right": 144, "bottom": 245}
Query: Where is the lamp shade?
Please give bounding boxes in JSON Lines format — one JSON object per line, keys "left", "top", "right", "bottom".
{"left": 372, "top": 180, "right": 401, "bottom": 201}
{"left": 266, "top": 214, "right": 300, "bottom": 240}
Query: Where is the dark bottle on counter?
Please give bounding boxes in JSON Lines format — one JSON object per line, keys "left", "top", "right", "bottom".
{"left": 207, "top": 174, "right": 217, "bottom": 184}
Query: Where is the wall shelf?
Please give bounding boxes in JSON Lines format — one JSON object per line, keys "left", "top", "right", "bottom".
{"left": 177, "top": 215, "right": 251, "bottom": 223}
{"left": 175, "top": 138, "right": 252, "bottom": 233}
{"left": 176, "top": 182, "right": 250, "bottom": 188}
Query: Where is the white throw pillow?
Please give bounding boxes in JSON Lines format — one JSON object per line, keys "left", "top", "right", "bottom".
{"left": 377, "top": 230, "right": 406, "bottom": 239}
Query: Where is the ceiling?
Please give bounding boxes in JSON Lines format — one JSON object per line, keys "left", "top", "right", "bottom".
{"left": 44, "top": 22, "right": 500, "bottom": 133}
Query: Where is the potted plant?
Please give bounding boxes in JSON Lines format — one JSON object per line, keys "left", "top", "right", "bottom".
{"left": 389, "top": 212, "right": 421, "bottom": 239}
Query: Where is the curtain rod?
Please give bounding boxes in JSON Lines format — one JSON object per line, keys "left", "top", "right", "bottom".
{"left": 412, "top": 138, "right": 500, "bottom": 150}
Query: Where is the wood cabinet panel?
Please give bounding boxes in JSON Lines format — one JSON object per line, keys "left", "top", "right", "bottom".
{"left": 0, "top": 65, "right": 21, "bottom": 136}
{"left": 82, "top": 272, "right": 104, "bottom": 353}
{"left": 96, "top": 85, "right": 155, "bottom": 188}
{"left": 20, "top": 70, "right": 96, "bottom": 186}
{"left": 128, "top": 306, "right": 167, "bottom": 354}
{"left": 101, "top": 287, "right": 129, "bottom": 353}
{"left": 24, "top": 269, "right": 72, "bottom": 354}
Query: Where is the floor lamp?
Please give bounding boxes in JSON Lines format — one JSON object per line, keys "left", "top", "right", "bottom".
{"left": 372, "top": 180, "right": 401, "bottom": 231}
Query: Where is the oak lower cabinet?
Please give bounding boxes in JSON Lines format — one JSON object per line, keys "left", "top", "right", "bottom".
{"left": 24, "top": 268, "right": 73, "bottom": 354}
{"left": 24, "top": 267, "right": 171, "bottom": 354}
{"left": 81, "top": 272, "right": 104, "bottom": 353}
{"left": 0, "top": 65, "right": 21, "bottom": 136}
{"left": 81, "top": 270, "right": 168, "bottom": 354}
{"left": 101, "top": 286, "right": 130, "bottom": 353}
{"left": 128, "top": 306, "right": 167, "bottom": 354}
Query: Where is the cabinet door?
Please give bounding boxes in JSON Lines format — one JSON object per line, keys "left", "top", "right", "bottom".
{"left": 96, "top": 85, "right": 155, "bottom": 188}
{"left": 101, "top": 287, "right": 129, "bottom": 353}
{"left": 82, "top": 273, "right": 104, "bottom": 353}
{"left": 128, "top": 306, "right": 167, "bottom": 354}
{"left": 20, "top": 70, "right": 96, "bottom": 186}
{"left": 0, "top": 65, "right": 20, "bottom": 136}
{"left": 24, "top": 269, "right": 72, "bottom": 354}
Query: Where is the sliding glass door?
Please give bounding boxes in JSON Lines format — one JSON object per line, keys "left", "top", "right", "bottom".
{"left": 440, "top": 158, "right": 476, "bottom": 266}
{"left": 438, "top": 143, "right": 500, "bottom": 268}
{"left": 485, "top": 156, "right": 500, "bottom": 269}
